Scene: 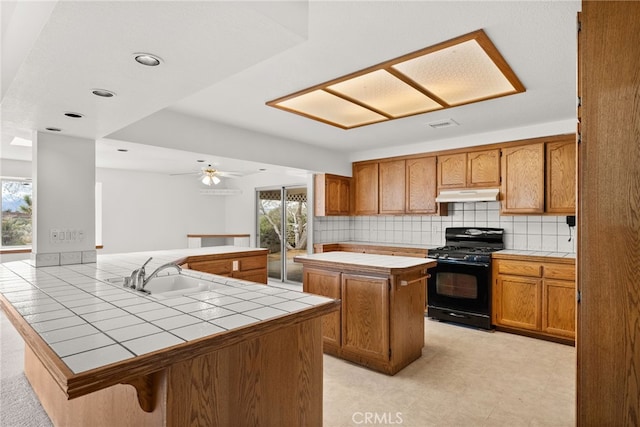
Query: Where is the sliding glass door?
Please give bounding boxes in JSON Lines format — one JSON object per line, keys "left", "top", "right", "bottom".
{"left": 256, "top": 186, "right": 307, "bottom": 283}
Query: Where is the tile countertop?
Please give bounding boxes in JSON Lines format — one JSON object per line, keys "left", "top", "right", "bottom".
{"left": 493, "top": 249, "right": 576, "bottom": 260}
{"left": 294, "top": 251, "right": 437, "bottom": 269}
{"left": 0, "top": 246, "right": 335, "bottom": 375}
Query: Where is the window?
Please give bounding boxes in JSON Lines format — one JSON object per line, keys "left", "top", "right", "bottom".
{"left": 1, "top": 179, "right": 32, "bottom": 247}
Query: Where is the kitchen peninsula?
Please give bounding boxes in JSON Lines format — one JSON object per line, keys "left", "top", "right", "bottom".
{"left": 0, "top": 247, "right": 339, "bottom": 427}
{"left": 294, "top": 251, "right": 436, "bottom": 375}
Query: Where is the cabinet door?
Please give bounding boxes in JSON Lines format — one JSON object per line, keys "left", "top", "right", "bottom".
{"left": 546, "top": 139, "right": 576, "bottom": 214}
{"left": 467, "top": 149, "right": 500, "bottom": 188}
{"left": 379, "top": 159, "right": 406, "bottom": 214}
{"left": 314, "top": 174, "right": 351, "bottom": 216}
{"left": 406, "top": 156, "right": 438, "bottom": 214}
{"left": 542, "top": 279, "right": 576, "bottom": 339}
{"left": 303, "top": 268, "right": 342, "bottom": 348}
{"left": 495, "top": 275, "right": 542, "bottom": 331}
{"left": 437, "top": 153, "right": 466, "bottom": 188}
{"left": 341, "top": 274, "right": 389, "bottom": 362}
{"left": 353, "top": 162, "right": 379, "bottom": 215}
{"left": 501, "top": 143, "right": 545, "bottom": 214}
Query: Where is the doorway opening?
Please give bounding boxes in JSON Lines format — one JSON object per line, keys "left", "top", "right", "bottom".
{"left": 256, "top": 186, "right": 307, "bottom": 284}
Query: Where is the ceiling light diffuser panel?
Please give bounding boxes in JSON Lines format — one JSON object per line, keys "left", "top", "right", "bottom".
{"left": 267, "top": 30, "right": 525, "bottom": 129}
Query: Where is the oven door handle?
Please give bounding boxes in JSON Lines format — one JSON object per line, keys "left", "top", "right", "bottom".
{"left": 433, "top": 259, "right": 491, "bottom": 268}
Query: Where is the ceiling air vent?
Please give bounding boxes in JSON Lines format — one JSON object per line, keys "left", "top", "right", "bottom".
{"left": 427, "top": 119, "right": 459, "bottom": 129}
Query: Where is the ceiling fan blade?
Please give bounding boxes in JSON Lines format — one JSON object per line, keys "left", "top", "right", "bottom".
{"left": 169, "top": 171, "right": 199, "bottom": 176}
{"left": 216, "top": 170, "right": 244, "bottom": 177}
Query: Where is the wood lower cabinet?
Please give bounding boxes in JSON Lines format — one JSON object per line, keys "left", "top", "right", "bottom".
{"left": 303, "top": 268, "right": 342, "bottom": 350}
{"left": 299, "top": 257, "right": 430, "bottom": 375}
{"left": 314, "top": 173, "right": 351, "bottom": 216}
{"left": 185, "top": 251, "right": 268, "bottom": 284}
{"left": 492, "top": 256, "right": 575, "bottom": 343}
{"left": 341, "top": 274, "right": 390, "bottom": 362}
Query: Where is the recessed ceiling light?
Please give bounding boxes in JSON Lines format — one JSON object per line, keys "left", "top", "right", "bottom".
{"left": 45, "top": 127, "right": 62, "bottom": 132}
{"left": 92, "top": 89, "right": 116, "bottom": 98}
{"left": 196, "top": 159, "right": 205, "bottom": 163}
{"left": 133, "top": 53, "right": 162, "bottom": 66}
{"left": 117, "top": 149, "right": 128, "bottom": 152}
{"left": 10, "top": 137, "right": 32, "bottom": 147}
{"left": 64, "top": 112, "right": 84, "bottom": 118}
{"left": 259, "top": 168, "right": 267, "bottom": 172}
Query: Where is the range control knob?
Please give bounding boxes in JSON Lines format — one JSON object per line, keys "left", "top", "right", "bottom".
{"left": 432, "top": 253, "right": 440, "bottom": 259}
{"left": 442, "top": 254, "right": 449, "bottom": 259}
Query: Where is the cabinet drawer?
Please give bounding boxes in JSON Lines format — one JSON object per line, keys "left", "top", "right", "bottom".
{"left": 543, "top": 263, "right": 575, "bottom": 281}
{"left": 189, "top": 259, "right": 231, "bottom": 275}
{"left": 497, "top": 261, "right": 543, "bottom": 278}
{"left": 239, "top": 255, "right": 267, "bottom": 271}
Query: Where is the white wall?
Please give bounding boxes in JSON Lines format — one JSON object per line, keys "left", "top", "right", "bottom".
{"left": 96, "top": 168, "right": 226, "bottom": 254}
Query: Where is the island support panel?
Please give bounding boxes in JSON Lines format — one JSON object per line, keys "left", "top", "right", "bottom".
{"left": 24, "top": 318, "right": 323, "bottom": 427}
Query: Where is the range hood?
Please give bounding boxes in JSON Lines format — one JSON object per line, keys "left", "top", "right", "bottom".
{"left": 435, "top": 188, "right": 500, "bottom": 203}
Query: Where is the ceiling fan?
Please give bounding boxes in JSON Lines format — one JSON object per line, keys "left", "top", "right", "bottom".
{"left": 171, "top": 164, "right": 243, "bottom": 186}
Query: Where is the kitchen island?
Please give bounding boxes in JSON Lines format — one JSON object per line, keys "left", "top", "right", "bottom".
{"left": 294, "top": 251, "right": 436, "bottom": 375}
{"left": 0, "top": 247, "right": 339, "bottom": 427}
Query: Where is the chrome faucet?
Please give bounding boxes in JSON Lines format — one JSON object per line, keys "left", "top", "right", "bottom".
{"left": 127, "top": 257, "right": 153, "bottom": 291}
{"left": 141, "top": 262, "right": 182, "bottom": 290}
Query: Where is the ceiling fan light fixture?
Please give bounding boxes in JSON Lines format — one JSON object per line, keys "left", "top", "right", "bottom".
{"left": 201, "top": 167, "right": 221, "bottom": 186}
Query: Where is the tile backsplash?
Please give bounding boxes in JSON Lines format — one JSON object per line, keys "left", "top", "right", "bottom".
{"left": 313, "top": 202, "right": 576, "bottom": 253}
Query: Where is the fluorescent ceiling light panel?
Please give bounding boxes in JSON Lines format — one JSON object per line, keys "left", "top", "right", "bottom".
{"left": 392, "top": 39, "right": 518, "bottom": 105}
{"left": 10, "top": 137, "right": 32, "bottom": 147}
{"left": 267, "top": 30, "right": 524, "bottom": 129}
{"left": 327, "top": 69, "right": 442, "bottom": 117}
{"left": 276, "top": 89, "right": 387, "bottom": 128}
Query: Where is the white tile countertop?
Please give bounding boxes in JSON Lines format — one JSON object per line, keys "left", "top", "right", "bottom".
{"left": 294, "top": 251, "right": 437, "bottom": 269}
{"left": 0, "top": 247, "right": 335, "bottom": 375}
{"left": 493, "top": 249, "right": 576, "bottom": 259}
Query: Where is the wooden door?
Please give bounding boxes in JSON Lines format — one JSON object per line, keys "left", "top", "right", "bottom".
{"left": 303, "top": 268, "right": 342, "bottom": 348}
{"left": 378, "top": 159, "right": 406, "bottom": 214}
{"left": 578, "top": 2, "right": 640, "bottom": 423}
{"left": 500, "top": 144, "right": 545, "bottom": 214}
{"left": 353, "top": 162, "right": 379, "bottom": 215}
{"left": 495, "top": 275, "right": 542, "bottom": 331}
{"left": 341, "top": 274, "right": 389, "bottom": 362}
{"left": 467, "top": 149, "right": 500, "bottom": 188}
{"left": 405, "top": 156, "right": 438, "bottom": 214}
{"left": 542, "top": 279, "right": 575, "bottom": 339}
{"left": 437, "top": 153, "right": 466, "bottom": 188}
{"left": 546, "top": 138, "right": 576, "bottom": 214}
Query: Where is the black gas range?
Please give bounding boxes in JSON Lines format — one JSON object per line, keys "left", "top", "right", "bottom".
{"left": 426, "top": 227, "right": 504, "bottom": 330}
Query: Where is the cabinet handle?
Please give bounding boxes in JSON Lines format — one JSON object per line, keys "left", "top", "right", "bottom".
{"left": 400, "top": 276, "right": 429, "bottom": 286}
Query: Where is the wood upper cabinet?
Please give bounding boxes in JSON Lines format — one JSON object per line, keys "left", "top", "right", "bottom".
{"left": 303, "top": 268, "right": 342, "bottom": 349}
{"left": 353, "top": 162, "right": 379, "bottom": 215}
{"left": 341, "top": 273, "right": 390, "bottom": 362}
{"left": 314, "top": 174, "right": 351, "bottom": 216}
{"left": 406, "top": 156, "right": 438, "bottom": 214}
{"left": 493, "top": 257, "right": 575, "bottom": 342}
{"left": 500, "top": 143, "right": 545, "bottom": 214}
{"left": 546, "top": 138, "right": 576, "bottom": 214}
{"left": 437, "top": 153, "right": 466, "bottom": 188}
{"left": 438, "top": 149, "right": 500, "bottom": 189}
{"left": 467, "top": 149, "right": 501, "bottom": 187}
{"left": 379, "top": 159, "right": 406, "bottom": 214}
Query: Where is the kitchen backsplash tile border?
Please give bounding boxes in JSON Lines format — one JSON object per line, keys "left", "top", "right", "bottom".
{"left": 313, "top": 202, "right": 576, "bottom": 253}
